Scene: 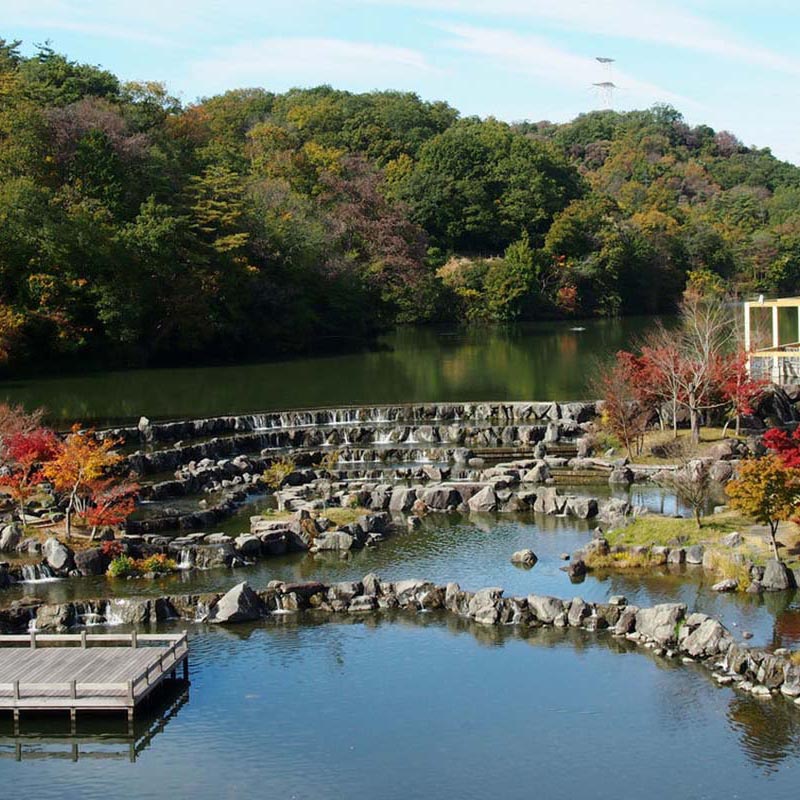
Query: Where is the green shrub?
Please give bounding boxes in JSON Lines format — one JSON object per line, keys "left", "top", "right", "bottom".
{"left": 262, "top": 456, "right": 296, "bottom": 489}
{"left": 107, "top": 554, "right": 136, "bottom": 578}
{"left": 137, "top": 554, "right": 177, "bottom": 575}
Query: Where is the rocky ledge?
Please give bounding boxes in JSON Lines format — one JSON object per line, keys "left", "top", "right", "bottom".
{"left": 4, "top": 576, "right": 798, "bottom": 705}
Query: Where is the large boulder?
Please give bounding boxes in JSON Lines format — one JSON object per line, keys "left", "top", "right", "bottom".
{"left": 468, "top": 587, "right": 503, "bottom": 625}
{"left": 314, "top": 531, "right": 355, "bottom": 551}
{"left": 468, "top": 485, "right": 498, "bottom": 513}
{"left": 635, "top": 603, "right": 686, "bottom": 646}
{"left": 421, "top": 486, "right": 462, "bottom": 510}
{"left": 565, "top": 496, "right": 598, "bottom": 519}
{"left": 527, "top": 594, "right": 564, "bottom": 624}
{"left": 0, "top": 524, "right": 22, "bottom": 553}
{"left": 208, "top": 582, "right": 263, "bottom": 623}
{"left": 234, "top": 534, "right": 263, "bottom": 559}
{"left": 762, "top": 559, "right": 796, "bottom": 591}
{"left": 193, "top": 543, "right": 237, "bottom": 570}
{"left": 389, "top": 487, "right": 417, "bottom": 513}
{"left": 34, "top": 603, "right": 75, "bottom": 632}
{"left": 74, "top": 547, "right": 108, "bottom": 577}
{"left": 567, "top": 597, "right": 591, "bottom": 627}
{"left": 681, "top": 617, "right": 733, "bottom": 659}
{"left": 42, "top": 537, "right": 75, "bottom": 574}
{"left": 105, "top": 598, "right": 151, "bottom": 625}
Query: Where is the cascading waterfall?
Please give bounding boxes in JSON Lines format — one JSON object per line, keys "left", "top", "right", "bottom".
{"left": 21, "top": 563, "right": 60, "bottom": 583}
{"left": 103, "top": 601, "right": 125, "bottom": 626}
{"left": 177, "top": 547, "right": 194, "bottom": 570}
{"left": 195, "top": 601, "right": 210, "bottom": 622}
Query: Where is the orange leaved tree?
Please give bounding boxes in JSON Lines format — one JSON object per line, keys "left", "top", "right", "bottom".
{"left": 726, "top": 455, "right": 800, "bottom": 561}
{"left": 43, "top": 426, "right": 124, "bottom": 539}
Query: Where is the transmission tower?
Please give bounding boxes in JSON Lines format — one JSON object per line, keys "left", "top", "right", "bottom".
{"left": 593, "top": 56, "right": 616, "bottom": 109}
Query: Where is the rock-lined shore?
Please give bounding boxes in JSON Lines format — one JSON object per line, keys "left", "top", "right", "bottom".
{"left": 3, "top": 576, "right": 798, "bottom": 705}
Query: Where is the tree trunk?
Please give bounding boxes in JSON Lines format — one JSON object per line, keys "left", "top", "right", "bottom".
{"left": 769, "top": 522, "right": 781, "bottom": 561}
{"left": 672, "top": 399, "right": 679, "bottom": 439}
{"left": 694, "top": 507, "right": 702, "bottom": 529}
{"left": 689, "top": 396, "right": 700, "bottom": 445}
{"left": 65, "top": 507, "right": 72, "bottom": 540}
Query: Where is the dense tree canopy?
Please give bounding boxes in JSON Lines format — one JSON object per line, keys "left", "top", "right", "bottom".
{"left": 1, "top": 40, "right": 800, "bottom": 369}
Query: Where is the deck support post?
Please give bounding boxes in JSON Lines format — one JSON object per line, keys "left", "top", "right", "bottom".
{"left": 183, "top": 657, "right": 189, "bottom": 681}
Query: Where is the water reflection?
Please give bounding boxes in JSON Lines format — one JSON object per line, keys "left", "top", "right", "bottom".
{"left": 0, "top": 317, "right": 661, "bottom": 426}
{"left": 0, "top": 680, "right": 189, "bottom": 763}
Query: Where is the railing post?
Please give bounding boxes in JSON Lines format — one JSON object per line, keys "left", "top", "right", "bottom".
{"left": 13, "top": 680, "right": 19, "bottom": 700}
{"left": 81, "top": 630, "right": 87, "bottom": 648}
{"left": 70, "top": 680, "right": 77, "bottom": 699}
{"left": 131, "top": 631, "right": 138, "bottom": 649}
{"left": 127, "top": 679, "right": 134, "bottom": 702}
{"left": 29, "top": 629, "right": 36, "bottom": 649}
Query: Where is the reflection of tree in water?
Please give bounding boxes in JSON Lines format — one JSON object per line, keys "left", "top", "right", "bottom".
{"left": 728, "top": 695, "right": 800, "bottom": 772}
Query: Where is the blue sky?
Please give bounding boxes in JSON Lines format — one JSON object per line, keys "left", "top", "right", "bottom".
{"left": 5, "top": 1, "right": 800, "bottom": 162}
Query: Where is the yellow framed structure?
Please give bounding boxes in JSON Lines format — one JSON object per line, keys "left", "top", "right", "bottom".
{"left": 745, "top": 296, "right": 800, "bottom": 383}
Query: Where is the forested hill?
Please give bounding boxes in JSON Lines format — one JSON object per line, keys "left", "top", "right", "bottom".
{"left": 2, "top": 40, "right": 800, "bottom": 369}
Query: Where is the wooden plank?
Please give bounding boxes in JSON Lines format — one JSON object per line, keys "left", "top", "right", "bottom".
{"left": 0, "top": 633, "right": 188, "bottom": 716}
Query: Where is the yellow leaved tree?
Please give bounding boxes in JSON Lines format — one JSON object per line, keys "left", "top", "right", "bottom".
{"left": 43, "top": 425, "right": 123, "bottom": 540}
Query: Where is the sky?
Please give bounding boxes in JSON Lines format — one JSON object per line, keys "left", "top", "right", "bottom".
{"left": 4, "top": 0, "right": 800, "bottom": 162}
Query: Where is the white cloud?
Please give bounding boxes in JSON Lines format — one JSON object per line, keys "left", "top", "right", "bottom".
{"left": 190, "top": 37, "right": 434, "bottom": 92}
{"left": 441, "top": 24, "right": 697, "bottom": 110}
{"left": 368, "top": 0, "right": 800, "bottom": 76}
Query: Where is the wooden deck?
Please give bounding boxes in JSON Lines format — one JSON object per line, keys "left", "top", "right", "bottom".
{"left": 0, "top": 631, "right": 188, "bottom": 722}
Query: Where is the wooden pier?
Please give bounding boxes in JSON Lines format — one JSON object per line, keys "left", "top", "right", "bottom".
{"left": 0, "top": 631, "right": 189, "bottom": 724}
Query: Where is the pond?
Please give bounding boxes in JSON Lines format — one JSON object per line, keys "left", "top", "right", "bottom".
{"left": 0, "top": 317, "right": 660, "bottom": 426}
{"left": 2, "top": 617, "right": 800, "bottom": 799}
{"left": 6, "top": 495, "right": 799, "bottom": 651}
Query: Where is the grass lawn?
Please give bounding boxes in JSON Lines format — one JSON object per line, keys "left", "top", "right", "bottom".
{"left": 624, "top": 427, "right": 746, "bottom": 466}
{"left": 255, "top": 506, "right": 372, "bottom": 527}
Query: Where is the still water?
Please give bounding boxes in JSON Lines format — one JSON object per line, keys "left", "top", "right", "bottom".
{"left": 6, "top": 496, "right": 799, "bottom": 651}
{"left": 2, "top": 618, "right": 800, "bottom": 799}
{"left": 0, "top": 318, "right": 657, "bottom": 426}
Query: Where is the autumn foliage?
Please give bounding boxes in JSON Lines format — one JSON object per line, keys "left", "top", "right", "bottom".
{"left": 726, "top": 455, "right": 800, "bottom": 560}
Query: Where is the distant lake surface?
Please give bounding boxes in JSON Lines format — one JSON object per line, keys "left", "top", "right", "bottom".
{"left": 0, "top": 318, "right": 661, "bottom": 426}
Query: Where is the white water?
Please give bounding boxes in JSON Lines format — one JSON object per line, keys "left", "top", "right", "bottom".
{"left": 103, "top": 601, "right": 125, "bottom": 626}
{"left": 177, "top": 547, "right": 194, "bottom": 570}
{"left": 20, "top": 563, "right": 61, "bottom": 584}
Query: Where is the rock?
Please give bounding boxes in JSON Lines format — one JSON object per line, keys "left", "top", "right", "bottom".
{"left": 362, "top": 573, "right": 383, "bottom": 596}
{"left": 681, "top": 618, "right": 733, "bottom": 659}
{"left": 667, "top": 547, "right": 685, "bottom": 564}
{"left": 0, "top": 524, "right": 22, "bottom": 553}
{"left": 468, "top": 587, "right": 504, "bottom": 625}
{"left": 468, "top": 485, "right": 498, "bottom": 513}
{"left": 762, "top": 559, "right": 796, "bottom": 591}
{"left": 742, "top": 631, "right": 753, "bottom": 640}
{"left": 720, "top": 531, "right": 742, "bottom": 548}
{"left": 74, "top": 547, "right": 108, "bottom": 577}
{"left": 685, "top": 545, "right": 705, "bottom": 564}
{"left": 522, "top": 463, "right": 550, "bottom": 483}
{"left": 563, "top": 559, "right": 587, "bottom": 580}
{"left": 781, "top": 664, "right": 800, "bottom": 698}
{"left": 42, "top": 538, "right": 75, "bottom": 574}
{"left": 609, "top": 595, "right": 627, "bottom": 606}
{"left": 204, "top": 533, "right": 233, "bottom": 545}
{"left": 407, "top": 515, "right": 422, "bottom": 531}
{"left": 314, "top": 531, "right": 355, "bottom": 551}
{"left": 234, "top": 534, "right": 262, "bottom": 558}
{"left": 527, "top": 594, "right": 564, "bottom": 624}
{"left": 348, "top": 596, "right": 377, "bottom": 612}
{"left": 712, "top": 578, "right": 738, "bottom": 592}
{"left": 105, "top": 598, "right": 151, "bottom": 625}
{"left": 328, "top": 581, "right": 363, "bottom": 603}
{"left": 612, "top": 606, "right": 638, "bottom": 635}
{"left": 510, "top": 549, "right": 538, "bottom": 567}
{"left": 635, "top": 603, "right": 686, "bottom": 646}
{"left": 565, "top": 496, "right": 598, "bottom": 519}
{"left": 208, "top": 582, "right": 263, "bottom": 623}
{"left": 193, "top": 543, "right": 236, "bottom": 569}
{"left": 389, "top": 486, "right": 417, "bottom": 513}
{"left": 608, "top": 467, "right": 633, "bottom": 485}
{"left": 533, "top": 487, "right": 565, "bottom": 515}
{"left": 421, "top": 486, "right": 462, "bottom": 510}
{"left": 34, "top": 603, "right": 75, "bottom": 632}
{"left": 567, "top": 597, "right": 590, "bottom": 627}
